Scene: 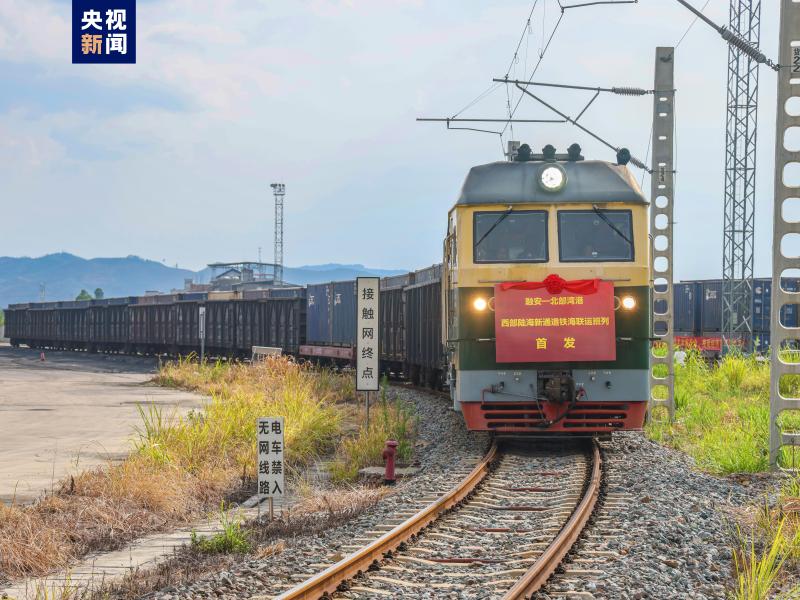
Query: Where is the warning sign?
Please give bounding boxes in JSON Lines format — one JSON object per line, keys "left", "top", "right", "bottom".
{"left": 494, "top": 278, "right": 616, "bottom": 363}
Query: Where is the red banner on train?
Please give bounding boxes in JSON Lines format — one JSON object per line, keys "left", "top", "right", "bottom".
{"left": 494, "top": 278, "right": 616, "bottom": 363}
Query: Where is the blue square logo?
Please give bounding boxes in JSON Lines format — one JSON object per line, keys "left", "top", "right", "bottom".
{"left": 72, "top": 0, "right": 136, "bottom": 64}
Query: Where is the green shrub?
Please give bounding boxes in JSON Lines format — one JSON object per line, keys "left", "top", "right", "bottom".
{"left": 190, "top": 503, "right": 250, "bottom": 554}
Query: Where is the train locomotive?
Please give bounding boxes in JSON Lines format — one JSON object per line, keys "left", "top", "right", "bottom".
{"left": 442, "top": 143, "right": 651, "bottom": 435}
{"left": 4, "top": 143, "right": 652, "bottom": 437}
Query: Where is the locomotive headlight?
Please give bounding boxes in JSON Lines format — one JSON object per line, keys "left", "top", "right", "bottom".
{"left": 473, "top": 297, "right": 488, "bottom": 312}
{"left": 539, "top": 164, "right": 567, "bottom": 192}
{"left": 621, "top": 296, "right": 637, "bottom": 311}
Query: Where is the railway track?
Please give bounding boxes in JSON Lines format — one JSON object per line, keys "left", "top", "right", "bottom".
{"left": 270, "top": 440, "right": 601, "bottom": 600}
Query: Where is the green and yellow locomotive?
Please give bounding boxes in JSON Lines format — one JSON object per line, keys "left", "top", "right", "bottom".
{"left": 443, "top": 144, "right": 651, "bottom": 434}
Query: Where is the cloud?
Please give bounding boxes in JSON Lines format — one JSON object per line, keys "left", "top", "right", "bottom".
{"left": 0, "top": 0, "right": 784, "bottom": 277}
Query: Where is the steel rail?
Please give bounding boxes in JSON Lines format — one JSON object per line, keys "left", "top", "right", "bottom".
{"left": 273, "top": 441, "right": 499, "bottom": 600}
{"left": 501, "top": 441, "right": 602, "bottom": 599}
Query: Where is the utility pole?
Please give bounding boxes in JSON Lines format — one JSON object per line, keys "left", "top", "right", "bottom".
{"left": 770, "top": 0, "right": 800, "bottom": 466}
{"left": 270, "top": 183, "right": 285, "bottom": 286}
{"left": 722, "top": 0, "right": 761, "bottom": 353}
{"left": 649, "top": 47, "right": 676, "bottom": 420}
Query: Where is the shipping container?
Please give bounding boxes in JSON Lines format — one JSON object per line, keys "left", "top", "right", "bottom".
{"left": 332, "top": 280, "right": 357, "bottom": 345}
{"left": 700, "top": 280, "right": 723, "bottom": 332}
{"left": 673, "top": 282, "right": 700, "bottom": 334}
{"left": 306, "top": 283, "right": 332, "bottom": 344}
{"left": 751, "top": 278, "right": 771, "bottom": 332}
{"left": 750, "top": 278, "right": 798, "bottom": 332}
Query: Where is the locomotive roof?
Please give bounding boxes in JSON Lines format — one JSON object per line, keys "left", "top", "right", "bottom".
{"left": 456, "top": 160, "right": 648, "bottom": 206}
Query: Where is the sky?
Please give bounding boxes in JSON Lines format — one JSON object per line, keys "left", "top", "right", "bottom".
{"left": 0, "top": 0, "right": 784, "bottom": 279}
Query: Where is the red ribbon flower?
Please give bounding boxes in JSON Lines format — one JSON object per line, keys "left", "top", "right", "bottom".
{"left": 499, "top": 274, "right": 600, "bottom": 295}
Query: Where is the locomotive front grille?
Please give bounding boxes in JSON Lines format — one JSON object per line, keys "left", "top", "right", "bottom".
{"left": 480, "top": 401, "right": 632, "bottom": 430}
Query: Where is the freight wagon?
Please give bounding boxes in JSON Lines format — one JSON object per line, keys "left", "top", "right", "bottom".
{"left": 6, "top": 270, "right": 447, "bottom": 387}
{"left": 298, "top": 265, "right": 445, "bottom": 385}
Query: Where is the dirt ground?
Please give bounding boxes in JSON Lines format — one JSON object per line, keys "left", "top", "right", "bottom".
{"left": 0, "top": 345, "right": 205, "bottom": 505}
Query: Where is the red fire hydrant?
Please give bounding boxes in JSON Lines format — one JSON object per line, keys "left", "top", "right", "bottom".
{"left": 382, "top": 440, "right": 399, "bottom": 486}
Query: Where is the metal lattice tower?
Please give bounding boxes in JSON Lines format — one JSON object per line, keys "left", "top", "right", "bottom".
{"left": 270, "top": 183, "right": 285, "bottom": 285}
{"left": 722, "top": 0, "right": 761, "bottom": 353}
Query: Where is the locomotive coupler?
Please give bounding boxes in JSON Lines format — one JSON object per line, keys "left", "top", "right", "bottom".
{"left": 538, "top": 372, "right": 576, "bottom": 404}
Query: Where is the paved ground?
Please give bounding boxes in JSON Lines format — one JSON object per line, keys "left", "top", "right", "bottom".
{"left": 0, "top": 345, "right": 205, "bottom": 505}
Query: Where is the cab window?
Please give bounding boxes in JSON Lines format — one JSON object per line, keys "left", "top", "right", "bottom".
{"left": 558, "top": 209, "right": 634, "bottom": 262}
{"left": 473, "top": 210, "right": 548, "bottom": 263}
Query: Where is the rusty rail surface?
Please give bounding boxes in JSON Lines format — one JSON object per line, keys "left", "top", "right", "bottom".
{"left": 273, "top": 441, "right": 498, "bottom": 600}
{"left": 501, "top": 441, "right": 602, "bottom": 599}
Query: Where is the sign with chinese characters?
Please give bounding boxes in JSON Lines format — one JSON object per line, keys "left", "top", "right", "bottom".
{"left": 198, "top": 306, "right": 206, "bottom": 339}
{"left": 72, "top": 1, "right": 136, "bottom": 64}
{"left": 494, "top": 281, "right": 616, "bottom": 363}
{"left": 356, "top": 277, "right": 380, "bottom": 391}
{"left": 257, "top": 417, "right": 284, "bottom": 500}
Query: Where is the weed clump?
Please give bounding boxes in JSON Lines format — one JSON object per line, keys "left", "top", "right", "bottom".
{"left": 190, "top": 504, "right": 251, "bottom": 555}
{"left": 647, "top": 349, "right": 800, "bottom": 474}
{"left": 330, "top": 377, "right": 417, "bottom": 482}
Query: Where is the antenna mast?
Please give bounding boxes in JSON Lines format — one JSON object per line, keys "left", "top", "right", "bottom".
{"left": 270, "top": 183, "right": 286, "bottom": 285}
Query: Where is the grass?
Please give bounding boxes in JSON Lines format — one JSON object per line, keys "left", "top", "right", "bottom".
{"left": 731, "top": 519, "right": 793, "bottom": 600}
{"left": 330, "top": 377, "right": 418, "bottom": 482}
{"left": 732, "top": 475, "right": 800, "bottom": 599}
{"left": 190, "top": 503, "right": 251, "bottom": 554}
{"left": 646, "top": 349, "right": 800, "bottom": 474}
{"left": 649, "top": 347, "right": 800, "bottom": 597}
{"left": 153, "top": 355, "right": 349, "bottom": 470}
{"left": 0, "top": 356, "right": 351, "bottom": 579}
{"left": 0, "top": 356, "right": 414, "bottom": 582}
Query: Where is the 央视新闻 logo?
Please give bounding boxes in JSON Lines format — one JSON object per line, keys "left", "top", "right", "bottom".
{"left": 72, "top": 0, "right": 136, "bottom": 64}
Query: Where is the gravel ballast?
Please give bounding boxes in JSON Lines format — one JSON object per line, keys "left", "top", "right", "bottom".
{"left": 142, "top": 387, "right": 490, "bottom": 600}
{"left": 141, "top": 395, "right": 778, "bottom": 600}
{"left": 536, "top": 432, "right": 777, "bottom": 600}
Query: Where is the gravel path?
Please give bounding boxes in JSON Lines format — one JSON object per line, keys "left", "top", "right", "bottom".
{"left": 143, "top": 387, "right": 490, "bottom": 600}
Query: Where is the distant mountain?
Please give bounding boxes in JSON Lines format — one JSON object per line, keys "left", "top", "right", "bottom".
{"left": 0, "top": 253, "right": 408, "bottom": 307}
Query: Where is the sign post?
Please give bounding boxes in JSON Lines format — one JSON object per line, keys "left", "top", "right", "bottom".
{"left": 198, "top": 306, "right": 206, "bottom": 363}
{"left": 257, "top": 417, "right": 285, "bottom": 521}
{"left": 356, "top": 278, "right": 380, "bottom": 427}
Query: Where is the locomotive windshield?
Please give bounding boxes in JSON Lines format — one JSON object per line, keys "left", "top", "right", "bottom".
{"left": 473, "top": 210, "right": 548, "bottom": 263}
{"left": 558, "top": 209, "right": 634, "bottom": 262}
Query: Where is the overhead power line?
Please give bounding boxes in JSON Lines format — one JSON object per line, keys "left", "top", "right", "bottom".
{"left": 672, "top": 0, "right": 778, "bottom": 69}
{"left": 501, "top": 80, "right": 651, "bottom": 171}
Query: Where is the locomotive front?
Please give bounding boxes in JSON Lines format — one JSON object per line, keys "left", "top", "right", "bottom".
{"left": 443, "top": 145, "right": 651, "bottom": 435}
